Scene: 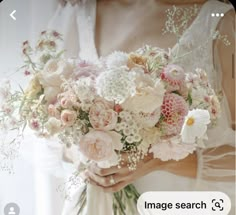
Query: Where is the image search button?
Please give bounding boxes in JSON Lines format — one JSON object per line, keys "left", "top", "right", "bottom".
{"left": 137, "top": 191, "right": 231, "bottom": 215}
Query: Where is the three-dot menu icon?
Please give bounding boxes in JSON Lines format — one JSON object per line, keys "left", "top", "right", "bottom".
{"left": 211, "top": 13, "right": 224, "bottom": 17}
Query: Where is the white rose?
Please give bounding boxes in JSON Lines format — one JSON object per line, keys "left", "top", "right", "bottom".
{"left": 38, "top": 59, "right": 74, "bottom": 102}
{"left": 45, "top": 117, "right": 62, "bottom": 135}
{"left": 122, "top": 74, "right": 165, "bottom": 113}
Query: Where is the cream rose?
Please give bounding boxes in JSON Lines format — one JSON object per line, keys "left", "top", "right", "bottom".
{"left": 122, "top": 73, "right": 165, "bottom": 113}
{"left": 89, "top": 100, "right": 117, "bottom": 131}
{"left": 45, "top": 117, "right": 62, "bottom": 135}
{"left": 79, "top": 130, "right": 123, "bottom": 164}
{"left": 61, "top": 110, "right": 77, "bottom": 126}
{"left": 38, "top": 59, "right": 74, "bottom": 103}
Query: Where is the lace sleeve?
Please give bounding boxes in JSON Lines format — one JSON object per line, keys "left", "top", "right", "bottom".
{"left": 196, "top": 8, "right": 235, "bottom": 182}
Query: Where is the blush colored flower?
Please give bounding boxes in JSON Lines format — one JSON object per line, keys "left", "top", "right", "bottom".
{"left": 0, "top": 79, "right": 11, "bottom": 100}
{"left": 150, "top": 136, "right": 196, "bottom": 161}
{"left": 181, "top": 109, "right": 210, "bottom": 144}
{"left": 160, "top": 93, "right": 188, "bottom": 135}
{"left": 127, "top": 53, "right": 148, "bottom": 69}
{"left": 60, "top": 97, "right": 73, "bottom": 109}
{"left": 24, "top": 70, "right": 31, "bottom": 76}
{"left": 61, "top": 110, "right": 77, "bottom": 126}
{"left": 161, "top": 64, "right": 185, "bottom": 91}
{"left": 208, "top": 95, "right": 221, "bottom": 120}
{"left": 75, "top": 62, "right": 102, "bottom": 80}
{"left": 89, "top": 100, "right": 117, "bottom": 131}
{"left": 48, "top": 104, "right": 60, "bottom": 118}
{"left": 29, "top": 119, "right": 40, "bottom": 131}
{"left": 79, "top": 130, "right": 123, "bottom": 162}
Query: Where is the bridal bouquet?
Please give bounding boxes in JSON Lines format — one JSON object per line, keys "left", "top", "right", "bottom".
{"left": 0, "top": 30, "right": 221, "bottom": 214}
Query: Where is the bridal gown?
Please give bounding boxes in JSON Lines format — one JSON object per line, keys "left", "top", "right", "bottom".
{"left": 39, "top": 0, "right": 235, "bottom": 214}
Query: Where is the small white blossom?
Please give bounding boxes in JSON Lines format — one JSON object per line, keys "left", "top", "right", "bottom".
{"left": 96, "top": 68, "right": 136, "bottom": 104}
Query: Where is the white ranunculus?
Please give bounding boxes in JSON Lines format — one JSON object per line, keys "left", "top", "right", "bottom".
{"left": 181, "top": 109, "right": 210, "bottom": 144}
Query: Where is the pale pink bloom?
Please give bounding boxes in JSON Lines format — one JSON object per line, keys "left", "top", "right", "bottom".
{"left": 208, "top": 95, "right": 221, "bottom": 119}
{"left": 79, "top": 130, "right": 122, "bottom": 162}
{"left": 24, "top": 70, "right": 31, "bottom": 76}
{"left": 60, "top": 97, "right": 73, "bottom": 109}
{"left": 48, "top": 104, "right": 60, "bottom": 118}
{"left": 196, "top": 68, "right": 208, "bottom": 86}
{"left": 161, "top": 64, "right": 185, "bottom": 91}
{"left": 0, "top": 79, "right": 11, "bottom": 100}
{"left": 75, "top": 61, "right": 101, "bottom": 80}
{"left": 61, "top": 110, "right": 77, "bottom": 126}
{"left": 1, "top": 104, "right": 13, "bottom": 115}
{"left": 89, "top": 100, "right": 117, "bottom": 131}
{"left": 160, "top": 93, "right": 188, "bottom": 135}
{"left": 29, "top": 119, "right": 40, "bottom": 131}
{"left": 204, "top": 96, "right": 210, "bottom": 103}
{"left": 134, "top": 108, "right": 161, "bottom": 128}
{"left": 150, "top": 136, "right": 196, "bottom": 161}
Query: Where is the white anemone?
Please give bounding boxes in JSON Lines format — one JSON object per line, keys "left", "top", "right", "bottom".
{"left": 181, "top": 109, "right": 210, "bottom": 144}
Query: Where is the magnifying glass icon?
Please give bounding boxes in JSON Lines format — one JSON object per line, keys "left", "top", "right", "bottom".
{"left": 215, "top": 202, "right": 221, "bottom": 209}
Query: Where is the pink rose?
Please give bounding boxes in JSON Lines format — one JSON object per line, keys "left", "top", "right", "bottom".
{"left": 60, "top": 97, "right": 73, "bottom": 108}
{"left": 79, "top": 130, "right": 123, "bottom": 162}
{"left": 89, "top": 100, "right": 117, "bottom": 131}
{"left": 61, "top": 110, "right": 77, "bottom": 126}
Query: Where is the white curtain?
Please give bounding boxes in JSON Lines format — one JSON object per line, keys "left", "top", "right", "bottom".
{"left": 0, "top": 0, "right": 65, "bottom": 214}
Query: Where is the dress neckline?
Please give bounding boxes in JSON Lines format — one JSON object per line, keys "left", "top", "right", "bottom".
{"left": 80, "top": 0, "right": 210, "bottom": 60}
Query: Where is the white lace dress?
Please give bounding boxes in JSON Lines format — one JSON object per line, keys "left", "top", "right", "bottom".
{"left": 42, "top": 0, "right": 235, "bottom": 214}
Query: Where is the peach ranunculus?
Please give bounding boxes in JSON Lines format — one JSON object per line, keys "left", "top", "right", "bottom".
{"left": 79, "top": 130, "right": 123, "bottom": 164}
{"left": 60, "top": 110, "right": 77, "bottom": 126}
{"left": 38, "top": 59, "right": 74, "bottom": 103}
{"left": 89, "top": 100, "right": 118, "bottom": 131}
{"left": 122, "top": 72, "right": 165, "bottom": 114}
{"left": 127, "top": 53, "right": 148, "bottom": 69}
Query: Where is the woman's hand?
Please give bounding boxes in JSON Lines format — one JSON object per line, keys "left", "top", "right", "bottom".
{"left": 84, "top": 152, "right": 161, "bottom": 193}
{"left": 84, "top": 151, "right": 197, "bottom": 192}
